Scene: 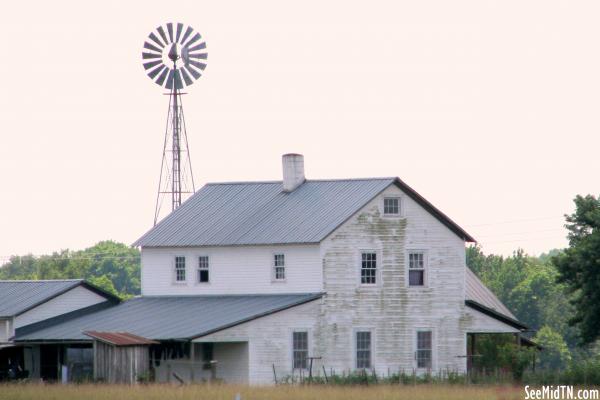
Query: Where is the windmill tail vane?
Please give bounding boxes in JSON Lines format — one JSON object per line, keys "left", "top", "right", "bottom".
{"left": 142, "top": 22, "right": 207, "bottom": 225}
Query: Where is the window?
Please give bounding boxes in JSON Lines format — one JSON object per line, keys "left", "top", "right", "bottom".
{"left": 384, "top": 197, "right": 400, "bottom": 215}
{"left": 416, "top": 331, "right": 432, "bottom": 369}
{"left": 361, "top": 252, "right": 377, "bottom": 284}
{"left": 175, "top": 256, "right": 186, "bottom": 282}
{"left": 274, "top": 254, "right": 285, "bottom": 281}
{"left": 356, "top": 331, "right": 371, "bottom": 369}
{"left": 198, "top": 256, "right": 209, "bottom": 283}
{"left": 408, "top": 252, "right": 425, "bottom": 286}
{"left": 292, "top": 331, "right": 308, "bottom": 369}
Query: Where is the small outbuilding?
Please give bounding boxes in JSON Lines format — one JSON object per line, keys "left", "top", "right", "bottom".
{"left": 84, "top": 331, "right": 157, "bottom": 384}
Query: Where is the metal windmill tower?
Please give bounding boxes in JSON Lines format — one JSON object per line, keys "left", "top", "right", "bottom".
{"left": 142, "top": 23, "right": 207, "bottom": 225}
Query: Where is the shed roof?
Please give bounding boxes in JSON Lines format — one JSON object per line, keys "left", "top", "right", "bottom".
{"left": 83, "top": 331, "right": 158, "bottom": 346}
{"left": 0, "top": 280, "right": 119, "bottom": 318}
{"left": 15, "top": 293, "right": 323, "bottom": 342}
{"left": 134, "top": 178, "right": 475, "bottom": 247}
{"left": 465, "top": 268, "right": 515, "bottom": 319}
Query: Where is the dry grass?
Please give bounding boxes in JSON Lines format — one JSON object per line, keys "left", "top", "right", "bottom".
{"left": 0, "top": 383, "right": 524, "bottom": 400}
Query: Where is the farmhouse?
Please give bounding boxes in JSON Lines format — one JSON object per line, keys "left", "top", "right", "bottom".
{"left": 6, "top": 154, "right": 529, "bottom": 384}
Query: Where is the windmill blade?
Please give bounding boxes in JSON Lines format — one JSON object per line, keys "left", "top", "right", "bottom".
{"left": 165, "top": 69, "right": 175, "bottom": 89}
{"left": 174, "top": 69, "right": 184, "bottom": 89}
{"left": 149, "top": 32, "right": 164, "bottom": 48}
{"left": 187, "top": 52, "right": 208, "bottom": 60}
{"left": 181, "top": 46, "right": 190, "bottom": 64}
{"left": 143, "top": 60, "right": 162, "bottom": 70}
{"left": 147, "top": 64, "right": 166, "bottom": 79}
{"left": 180, "top": 67, "right": 194, "bottom": 85}
{"left": 184, "top": 64, "right": 202, "bottom": 79}
{"left": 176, "top": 23, "right": 183, "bottom": 43}
{"left": 157, "top": 26, "right": 169, "bottom": 45}
{"left": 187, "top": 60, "right": 207, "bottom": 71}
{"left": 180, "top": 26, "right": 193, "bottom": 44}
{"left": 144, "top": 41, "right": 162, "bottom": 53}
{"left": 187, "top": 42, "right": 206, "bottom": 52}
{"left": 185, "top": 32, "right": 202, "bottom": 47}
{"left": 156, "top": 68, "right": 169, "bottom": 86}
{"left": 142, "top": 52, "right": 162, "bottom": 59}
{"left": 166, "top": 23, "right": 174, "bottom": 42}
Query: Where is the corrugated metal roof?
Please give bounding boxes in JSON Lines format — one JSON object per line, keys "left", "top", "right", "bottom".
{"left": 135, "top": 177, "right": 475, "bottom": 247}
{"left": 15, "top": 293, "right": 323, "bottom": 342}
{"left": 134, "top": 178, "right": 396, "bottom": 247}
{"left": 465, "top": 268, "right": 515, "bottom": 319}
{"left": 83, "top": 331, "right": 158, "bottom": 346}
{"left": 0, "top": 280, "right": 83, "bottom": 317}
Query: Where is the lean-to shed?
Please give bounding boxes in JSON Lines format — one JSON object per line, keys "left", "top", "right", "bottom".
{"left": 84, "top": 331, "right": 157, "bottom": 384}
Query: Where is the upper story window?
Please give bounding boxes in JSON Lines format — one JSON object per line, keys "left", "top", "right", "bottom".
{"left": 383, "top": 197, "right": 400, "bottom": 215}
{"left": 198, "top": 256, "right": 209, "bottom": 283}
{"left": 361, "top": 252, "right": 377, "bottom": 285}
{"left": 416, "top": 330, "right": 432, "bottom": 369}
{"left": 408, "top": 252, "right": 426, "bottom": 286}
{"left": 356, "top": 331, "right": 372, "bottom": 369}
{"left": 175, "top": 256, "right": 186, "bottom": 282}
{"left": 292, "top": 331, "right": 308, "bottom": 369}
{"left": 274, "top": 254, "right": 285, "bottom": 281}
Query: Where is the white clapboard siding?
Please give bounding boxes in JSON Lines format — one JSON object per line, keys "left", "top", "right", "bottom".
{"left": 141, "top": 244, "right": 322, "bottom": 296}
{"left": 15, "top": 286, "right": 108, "bottom": 329}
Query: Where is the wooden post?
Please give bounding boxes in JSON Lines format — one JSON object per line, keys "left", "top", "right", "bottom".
{"left": 189, "top": 342, "right": 195, "bottom": 383}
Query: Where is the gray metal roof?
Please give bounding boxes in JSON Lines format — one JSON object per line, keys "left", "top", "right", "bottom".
{"left": 15, "top": 293, "right": 323, "bottom": 342}
{"left": 0, "top": 280, "right": 83, "bottom": 317}
{"left": 465, "top": 268, "right": 516, "bottom": 319}
{"left": 135, "top": 178, "right": 474, "bottom": 247}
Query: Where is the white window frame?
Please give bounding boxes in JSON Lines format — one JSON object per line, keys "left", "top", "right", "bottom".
{"left": 197, "top": 255, "right": 210, "bottom": 284}
{"left": 272, "top": 253, "right": 286, "bottom": 282}
{"left": 291, "top": 330, "right": 310, "bottom": 370}
{"left": 414, "top": 329, "right": 434, "bottom": 371}
{"left": 382, "top": 196, "right": 402, "bottom": 217}
{"left": 173, "top": 255, "right": 187, "bottom": 284}
{"left": 358, "top": 250, "right": 380, "bottom": 286}
{"left": 406, "top": 250, "right": 428, "bottom": 288}
{"left": 353, "top": 328, "right": 375, "bottom": 370}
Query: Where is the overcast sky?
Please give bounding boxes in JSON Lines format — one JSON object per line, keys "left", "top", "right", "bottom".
{"left": 0, "top": 0, "right": 598, "bottom": 259}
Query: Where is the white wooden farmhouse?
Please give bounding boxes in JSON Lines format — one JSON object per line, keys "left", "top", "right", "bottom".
{"left": 8, "top": 154, "right": 529, "bottom": 384}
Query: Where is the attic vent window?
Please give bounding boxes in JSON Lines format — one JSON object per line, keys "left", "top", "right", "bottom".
{"left": 384, "top": 197, "right": 400, "bottom": 215}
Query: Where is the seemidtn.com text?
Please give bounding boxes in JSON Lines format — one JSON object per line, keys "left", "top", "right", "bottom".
{"left": 525, "top": 386, "right": 600, "bottom": 400}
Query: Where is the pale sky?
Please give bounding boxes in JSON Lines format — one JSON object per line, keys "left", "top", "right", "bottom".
{"left": 1, "top": 0, "right": 598, "bottom": 260}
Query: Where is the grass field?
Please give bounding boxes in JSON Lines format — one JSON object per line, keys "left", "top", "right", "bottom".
{"left": 0, "top": 384, "right": 525, "bottom": 400}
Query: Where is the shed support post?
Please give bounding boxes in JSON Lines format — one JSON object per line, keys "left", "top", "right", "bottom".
{"left": 189, "top": 342, "right": 195, "bottom": 383}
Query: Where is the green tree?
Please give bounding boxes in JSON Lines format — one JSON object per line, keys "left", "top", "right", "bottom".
{"left": 534, "top": 326, "right": 571, "bottom": 369}
{"left": 553, "top": 194, "right": 600, "bottom": 345}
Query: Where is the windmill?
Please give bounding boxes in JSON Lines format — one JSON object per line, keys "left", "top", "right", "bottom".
{"left": 142, "top": 23, "right": 207, "bottom": 225}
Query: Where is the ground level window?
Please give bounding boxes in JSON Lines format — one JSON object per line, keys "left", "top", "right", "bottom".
{"left": 274, "top": 254, "right": 285, "bottom": 280}
{"left": 292, "top": 331, "right": 308, "bottom": 369}
{"left": 198, "top": 256, "right": 209, "bottom": 283}
{"left": 416, "top": 331, "right": 432, "bottom": 369}
{"left": 356, "top": 331, "right": 372, "bottom": 369}
{"left": 361, "top": 252, "right": 377, "bottom": 284}
{"left": 175, "top": 256, "right": 186, "bottom": 282}
{"left": 408, "top": 252, "right": 425, "bottom": 286}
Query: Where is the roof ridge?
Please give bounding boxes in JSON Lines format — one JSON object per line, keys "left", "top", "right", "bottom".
{"left": 204, "top": 177, "right": 397, "bottom": 186}
{"left": 0, "top": 279, "right": 83, "bottom": 283}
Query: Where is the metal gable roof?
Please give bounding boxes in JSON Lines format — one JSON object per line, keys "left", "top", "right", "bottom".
{"left": 0, "top": 280, "right": 83, "bottom": 317}
{"left": 15, "top": 293, "right": 324, "bottom": 342}
{"left": 134, "top": 177, "right": 475, "bottom": 248}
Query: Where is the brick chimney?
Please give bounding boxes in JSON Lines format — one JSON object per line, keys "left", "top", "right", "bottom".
{"left": 282, "top": 153, "right": 305, "bottom": 192}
